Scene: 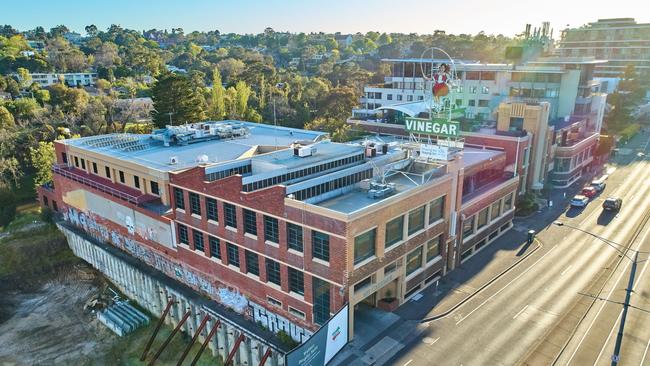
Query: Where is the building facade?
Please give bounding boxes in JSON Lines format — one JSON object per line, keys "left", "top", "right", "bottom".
{"left": 350, "top": 56, "right": 608, "bottom": 191}
{"left": 353, "top": 57, "right": 607, "bottom": 123}
{"left": 558, "top": 18, "right": 650, "bottom": 79}
{"left": 38, "top": 120, "right": 519, "bottom": 342}
{"left": 28, "top": 72, "right": 98, "bottom": 87}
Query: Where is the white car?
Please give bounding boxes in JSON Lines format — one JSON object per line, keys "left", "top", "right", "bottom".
{"left": 570, "top": 195, "right": 589, "bottom": 208}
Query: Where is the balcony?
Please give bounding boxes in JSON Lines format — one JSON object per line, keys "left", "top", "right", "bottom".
{"left": 53, "top": 164, "right": 158, "bottom": 206}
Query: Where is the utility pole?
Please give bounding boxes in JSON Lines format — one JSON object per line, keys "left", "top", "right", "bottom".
{"left": 166, "top": 111, "right": 175, "bottom": 126}
{"left": 611, "top": 251, "right": 639, "bottom": 365}
{"left": 273, "top": 83, "right": 284, "bottom": 150}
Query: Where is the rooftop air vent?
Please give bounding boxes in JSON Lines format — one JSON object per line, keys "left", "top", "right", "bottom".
{"left": 169, "top": 156, "right": 179, "bottom": 165}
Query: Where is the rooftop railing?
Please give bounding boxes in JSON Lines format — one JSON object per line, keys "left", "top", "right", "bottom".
{"left": 53, "top": 164, "right": 156, "bottom": 206}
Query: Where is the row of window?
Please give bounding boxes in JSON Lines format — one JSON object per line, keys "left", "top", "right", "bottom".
{"left": 174, "top": 189, "right": 330, "bottom": 261}
{"left": 178, "top": 222, "right": 332, "bottom": 324}
{"left": 205, "top": 164, "right": 252, "bottom": 182}
{"left": 242, "top": 154, "right": 365, "bottom": 192}
{"left": 178, "top": 224, "right": 306, "bottom": 294}
{"left": 291, "top": 169, "right": 373, "bottom": 201}
{"left": 354, "top": 196, "right": 445, "bottom": 265}
{"left": 462, "top": 193, "right": 514, "bottom": 239}
{"left": 66, "top": 153, "right": 160, "bottom": 195}
{"left": 406, "top": 235, "right": 444, "bottom": 276}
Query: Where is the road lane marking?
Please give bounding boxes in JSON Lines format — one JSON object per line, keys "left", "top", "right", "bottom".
{"left": 561, "top": 264, "right": 574, "bottom": 277}
{"left": 567, "top": 224, "right": 650, "bottom": 366}
{"left": 430, "top": 337, "right": 440, "bottom": 346}
{"left": 455, "top": 246, "right": 556, "bottom": 325}
{"left": 640, "top": 336, "right": 650, "bottom": 366}
{"left": 403, "top": 359, "right": 413, "bottom": 366}
{"left": 513, "top": 304, "right": 529, "bottom": 319}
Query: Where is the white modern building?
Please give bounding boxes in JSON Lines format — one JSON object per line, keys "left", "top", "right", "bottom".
{"left": 28, "top": 72, "right": 98, "bottom": 87}
{"left": 558, "top": 18, "right": 650, "bottom": 78}
{"left": 353, "top": 57, "right": 606, "bottom": 123}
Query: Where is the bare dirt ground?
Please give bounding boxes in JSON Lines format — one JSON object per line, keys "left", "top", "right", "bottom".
{"left": 0, "top": 272, "right": 118, "bottom": 365}
{"left": 0, "top": 218, "right": 220, "bottom": 366}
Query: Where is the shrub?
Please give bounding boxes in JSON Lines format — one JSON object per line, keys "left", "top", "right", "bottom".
{"left": 0, "top": 190, "right": 17, "bottom": 227}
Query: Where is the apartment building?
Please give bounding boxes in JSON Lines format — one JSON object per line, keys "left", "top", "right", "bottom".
{"left": 558, "top": 18, "right": 650, "bottom": 81}
{"left": 28, "top": 72, "right": 98, "bottom": 87}
{"left": 353, "top": 57, "right": 607, "bottom": 122}
{"left": 38, "top": 120, "right": 518, "bottom": 342}
{"left": 351, "top": 56, "right": 608, "bottom": 191}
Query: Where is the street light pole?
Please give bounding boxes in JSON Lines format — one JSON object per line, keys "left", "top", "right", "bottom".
{"left": 553, "top": 221, "right": 639, "bottom": 365}
{"left": 553, "top": 221, "right": 634, "bottom": 261}
{"left": 611, "top": 251, "right": 638, "bottom": 365}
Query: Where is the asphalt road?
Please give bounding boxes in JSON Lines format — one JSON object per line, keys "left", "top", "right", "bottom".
{"left": 388, "top": 133, "right": 650, "bottom": 366}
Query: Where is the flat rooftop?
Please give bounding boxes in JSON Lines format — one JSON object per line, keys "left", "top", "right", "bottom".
{"left": 309, "top": 137, "right": 505, "bottom": 214}
{"left": 62, "top": 121, "right": 327, "bottom": 172}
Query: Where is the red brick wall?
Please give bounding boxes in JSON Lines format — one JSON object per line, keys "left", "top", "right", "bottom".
{"left": 169, "top": 166, "right": 349, "bottom": 327}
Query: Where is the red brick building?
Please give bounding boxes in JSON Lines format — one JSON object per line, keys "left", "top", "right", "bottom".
{"left": 39, "top": 120, "right": 519, "bottom": 340}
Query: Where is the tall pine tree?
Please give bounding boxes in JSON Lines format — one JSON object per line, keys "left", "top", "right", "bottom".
{"left": 151, "top": 72, "right": 205, "bottom": 128}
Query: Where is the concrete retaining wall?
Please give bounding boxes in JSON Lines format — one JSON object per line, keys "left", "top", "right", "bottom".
{"left": 59, "top": 224, "right": 285, "bottom": 366}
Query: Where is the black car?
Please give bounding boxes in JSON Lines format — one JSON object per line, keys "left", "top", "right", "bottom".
{"left": 602, "top": 197, "right": 622, "bottom": 211}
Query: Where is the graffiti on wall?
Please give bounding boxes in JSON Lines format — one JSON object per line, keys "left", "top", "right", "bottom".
{"left": 64, "top": 207, "right": 219, "bottom": 295}
{"left": 250, "top": 301, "right": 313, "bottom": 342}
{"left": 62, "top": 206, "right": 309, "bottom": 341}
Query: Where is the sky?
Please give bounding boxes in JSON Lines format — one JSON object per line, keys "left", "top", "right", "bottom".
{"left": 3, "top": 0, "right": 649, "bottom": 37}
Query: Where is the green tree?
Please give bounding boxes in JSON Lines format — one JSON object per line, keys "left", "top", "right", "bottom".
{"left": 29, "top": 141, "right": 55, "bottom": 188}
{"left": 305, "top": 117, "right": 350, "bottom": 142}
{"left": 209, "top": 68, "right": 226, "bottom": 120}
{"left": 151, "top": 73, "right": 205, "bottom": 128}
{"left": 0, "top": 105, "right": 14, "bottom": 127}
{"left": 16, "top": 67, "right": 32, "bottom": 89}
{"left": 318, "top": 86, "right": 359, "bottom": 121}
{"left": 234, "top": 80, "right": 251, "bottom": 118}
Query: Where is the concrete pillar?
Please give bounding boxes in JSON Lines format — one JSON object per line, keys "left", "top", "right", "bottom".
{"left": 239, "top": 338, "right": 251, "bottom": 366}
{"left": 249, "top": 341, "right": 262, "bottom": 366}
{"left": 217, "top": 322, "right": 228, "bottom": 360}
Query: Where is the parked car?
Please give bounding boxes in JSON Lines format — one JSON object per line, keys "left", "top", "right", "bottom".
{"left": 570, "top": 195, "right": 589, "bottom": 208}
{"left": 591, "top": 178, "right": 607, "bottom": 192}
{"left": 582, "top": 186, "right": 597, "bottom": 198}
{"left": 603, "top": 197, "right": 623, "bottom": 211}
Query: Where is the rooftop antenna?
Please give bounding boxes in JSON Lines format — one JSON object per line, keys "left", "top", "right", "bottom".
{"left": 166, "top": 112, "right": 175, "bottom": 126}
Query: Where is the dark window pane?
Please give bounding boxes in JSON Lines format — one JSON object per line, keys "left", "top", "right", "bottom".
{"left": 224, "top": 203, "right": 237, "bottom": 228}
{"left": 209, "top": 236, "right": 221, "bottom": 259}
{"left": 287, "top": 223, "right": 303, "bottom": 252}
{"left": 408, "top": 206, "right": 425, "bottom": 235}
{"left": 264, "top": 215, "right": 279, "bottom": 243}
{"left": 174, "top": 188, "right": 185, "bottom": 210}
{"left": 178, "top": 224, "right": 188, "bottom": 245}
{"left": 244, "top": 209, "right": 257, "bottom": 235}
{"left": 288, "top": 267, "right": 304, "bottom": 295}
{"left": 429, "top": 196, "right": 445, "bottom": 224}
{"left": 206, "top": 198, "right": 218, "bottom": 221}
{"left": 227, "top": 243, "right": 239, "bottom": 267}
{"left": 313, "top": 278, "right": 330, "bottom": 325}
{"left": 312, "top": 231, "right": 330, "bottom": 262}
{"left": 193, "top": 230, "right": 204, "bottom": 252}
{"left": 266, "top": 259, "right": 281, "bottom": 286}
{"left": 385, "top": 215, "right": 404, "bottom": 247}
{"left": 245, "top": 250, "right": 259, "bottom": 276}
{"left": 354, "top": 229, "right": 376, "bottom": 264}
{"left": 150, "top": 181, "right": 159, "bottom": 195}
{"left": 189, "top": 192, "right": 201, "bottom": 215}
{"left": 426, "top": 236, "right": 442, "bottom": 262}
{"left": 406, "top": 246, "right": 423, "bottom": 275}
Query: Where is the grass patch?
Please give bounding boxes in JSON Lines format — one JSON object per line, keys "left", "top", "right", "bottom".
{"left": 0, "top": 222, "right": 79, "bottom": 290}
{"left": 104, "top": 320, "right": 223, "bottom": 366}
